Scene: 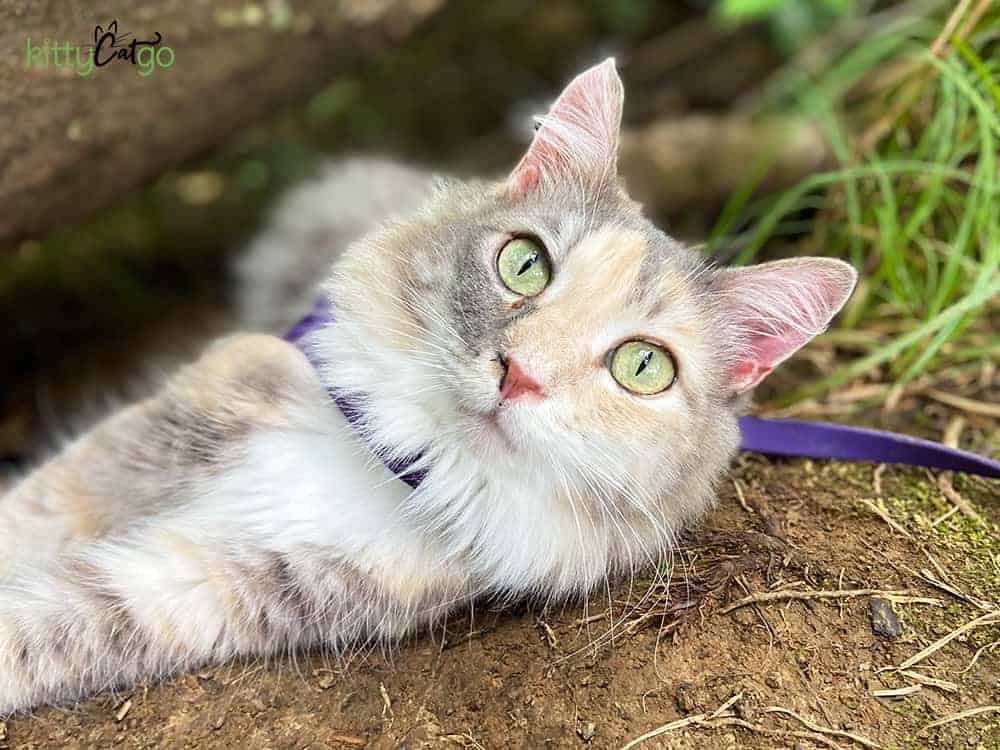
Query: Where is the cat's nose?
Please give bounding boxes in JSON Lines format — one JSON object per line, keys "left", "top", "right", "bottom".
{"left": 498, "top": 355, "right": 546, "bottom": 402}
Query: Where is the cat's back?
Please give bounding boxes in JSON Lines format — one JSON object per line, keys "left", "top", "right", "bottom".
{"left": 235, "top": 157, "right": 435, "bottom": 331}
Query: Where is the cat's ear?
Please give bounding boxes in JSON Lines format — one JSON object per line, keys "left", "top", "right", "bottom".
{"left": 507, "top": 58, "right": 624, "bottom": 199}
{"left": 712, "top": 258, "right": 857, "bottom": 393}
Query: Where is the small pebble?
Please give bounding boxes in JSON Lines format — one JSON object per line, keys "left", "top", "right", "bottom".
{"left": 576, "top": 721, "right": 597, "bottom": 742}
{"left": 869, "top": 597, "right": 902, "bottom": 638}
{"left": 675, "top": 682, "right": 697, "bottom": 714}
{"left": 317, "top": 673, "right": 336, "bottom": 690}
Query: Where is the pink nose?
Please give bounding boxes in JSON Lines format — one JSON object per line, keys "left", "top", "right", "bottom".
{"left": 499, "top": 356, "right": 545, "bottom": 401}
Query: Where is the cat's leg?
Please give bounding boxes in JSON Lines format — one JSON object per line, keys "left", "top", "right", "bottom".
{"left": 0, "top": 459, "right": 460, "bottom": 715}
{"left": 0, "top": 517, "right": 288, "bottom": 713}
{"left": 0, "top": 334, "right": 322, "bottom": 577}
{"left": 0, "top": 333, "right": 459, "bottom": 713}
{"left": 0, "top": 510, "right": 413, "bottom": 714}
{"left": 0, "top": 402, "right": 160, "bottom": 576}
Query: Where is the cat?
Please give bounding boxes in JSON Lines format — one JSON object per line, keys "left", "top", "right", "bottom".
{"left": 0, "top": 59, "right": 856, "bottom": 714}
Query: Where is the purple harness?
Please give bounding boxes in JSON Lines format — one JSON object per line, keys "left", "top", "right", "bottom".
{"left": 285, "top": 296, "right": 1000, "bottom": 485}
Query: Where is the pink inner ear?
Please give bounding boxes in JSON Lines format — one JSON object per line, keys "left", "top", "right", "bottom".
{"left": 508, "top": 58, "right": 623, "bottom": 199}
{"left": 509, "top": 163, "right": 540, "bottom": 200}
{"left": 716, "top": 259, "right": 858, "bottom": 393}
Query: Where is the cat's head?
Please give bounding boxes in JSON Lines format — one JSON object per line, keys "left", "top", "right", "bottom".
{"left": 323, "top": 59, "right": 855, "bottom": 567}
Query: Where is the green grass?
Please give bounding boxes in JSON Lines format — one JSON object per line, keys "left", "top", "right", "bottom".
{"left": 708, "top": 0, "right": 999, "bottom": 405}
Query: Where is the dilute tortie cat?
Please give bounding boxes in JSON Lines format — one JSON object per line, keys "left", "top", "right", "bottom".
{"left": 0, "top": 60, "right": 855, "bottom": 713}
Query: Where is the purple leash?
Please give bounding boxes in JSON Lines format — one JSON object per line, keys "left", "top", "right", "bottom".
{"left": 738, "top": 416, "right": 999, "bottom": 478}
{"left": 286, "top": 296, "right": 1000, "bottom": 484}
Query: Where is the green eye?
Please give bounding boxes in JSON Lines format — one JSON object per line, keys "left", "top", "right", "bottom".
{"left": 497, "top": 237, "right": 550, "bottom": 297}
{"left": 610, "top": 340, "right": 676, "bottom": 395}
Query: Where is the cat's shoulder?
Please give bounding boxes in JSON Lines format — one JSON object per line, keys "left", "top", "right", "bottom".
{"left": 165, "top": 333, "right": 329, "bottom": 424}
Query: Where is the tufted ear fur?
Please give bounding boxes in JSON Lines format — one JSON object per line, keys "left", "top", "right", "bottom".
{"left": 507, "top": 58, "right": 624, "bottom": 200}
{"left": 713, "top": 258, "right": 857, "bottom": 393}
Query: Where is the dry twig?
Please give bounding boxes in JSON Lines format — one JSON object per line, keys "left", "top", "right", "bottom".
{"left": 619, "top": 693, "right": 876, "bottom": 750}
{"left": 859, "top": 497, "right": 912, "bottom": 539}
{"left": 711, "top": 693, "right": 744, "bottom": 719}
{"left": 721, "top": 588, "right": 919, "bottom": 615}
{"left": 955, "top": 0, "right": 996, "bottom": 45}
{"left": 619, "top": 712, "right": 721, "bottom": 749}
{"left": 732, "top": 478, "right": 753, "bottom": 514}
{"left": 872, "top": 463, "right": 886, "bottom": 496}
{"left": 379, "top": 682, "right": 393, "bottom": 719}
{"left": 925, "top": 389, "right": 1000, "bottom": 419}
{"left": 697, "top": 717, "right": 845, "bottom": 749}
{"left": 898, "top": 670, "right": 959, "bottom": 693}
{"left": 538, "top": 619, "right": 559, "bottom": 649}
{"left": 929, "top": 505, "right": 959, "bottom": 527}
{"left": 936, "top": 417, "right": 986, "bottom": 526}
{"left": 920, "top": 705, "right": 1000, "bottom": 733}
{"left": 930, "top": 0, "right": 975, "bottom": 55}
{"left": 873, "top": 685, "right": 922, "bottom": 699}
{"left": 898, "top": 611, "right": 1000, "bottom": 671}
{"left": 917, "top": 568, "right": 995, "bottom": 612}
{"left": 329, "top": 736, "right": 366, "bottom": 747}
{"left": 114, "top": 697, "right": 133, "bottom": 722}
{"left": 938, "top": 474, "right": 985, "bottom": 526}
{"left": 882, "top": 594, "right": 944, "bottom": 606}
{"left": 959, "top": 639, "right": 1000, "bottom": 675}
{"left": 762, "top": 706, "right": 880, "bottom": 748}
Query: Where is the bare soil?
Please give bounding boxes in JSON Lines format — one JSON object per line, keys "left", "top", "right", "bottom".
{"left": 3, "top": 437, "right": 998, "bottom": 750}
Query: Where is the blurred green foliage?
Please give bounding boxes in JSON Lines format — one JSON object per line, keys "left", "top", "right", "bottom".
{"left": 709, "top": 0, "right": 999, "bottom": 404}
{"left": 718, "top": 0, "right": 855, "bottom": 53}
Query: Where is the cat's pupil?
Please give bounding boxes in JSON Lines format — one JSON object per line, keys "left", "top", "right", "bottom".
{"left": 516, "top": 253, "right": 537, "bottom": 276}
{"left": 635, "top": 350, "right": 652, "bottom": 377}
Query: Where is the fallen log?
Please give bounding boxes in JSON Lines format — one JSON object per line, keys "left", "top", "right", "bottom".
{"left": 620, "top": 115, "right": 830, "bottom": 218}
{"left": 0, "top": 0, "right": 440, "bottom": 250}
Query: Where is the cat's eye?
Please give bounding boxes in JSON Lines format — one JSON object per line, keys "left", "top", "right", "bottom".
{"left": 497, "top": 237, "right": 550, "bottom": 297}
{"left": 609, "top": 340, "right": 676, "bottom": 395}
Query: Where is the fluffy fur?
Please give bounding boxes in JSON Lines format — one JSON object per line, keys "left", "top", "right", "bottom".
{"left": 0, "top": 59, "right": 856, "bottom": 714}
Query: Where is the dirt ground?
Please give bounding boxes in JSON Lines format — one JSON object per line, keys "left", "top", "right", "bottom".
{"left": 2, "top": 418, "right": 998, "bottom": 749}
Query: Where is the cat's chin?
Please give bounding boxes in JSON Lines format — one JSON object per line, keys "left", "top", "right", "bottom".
{"left": 463, "top": 405, "right": 533, "bottom": 458}
{"left": 482, "top": 410, "right": 519, "bottom": 452}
